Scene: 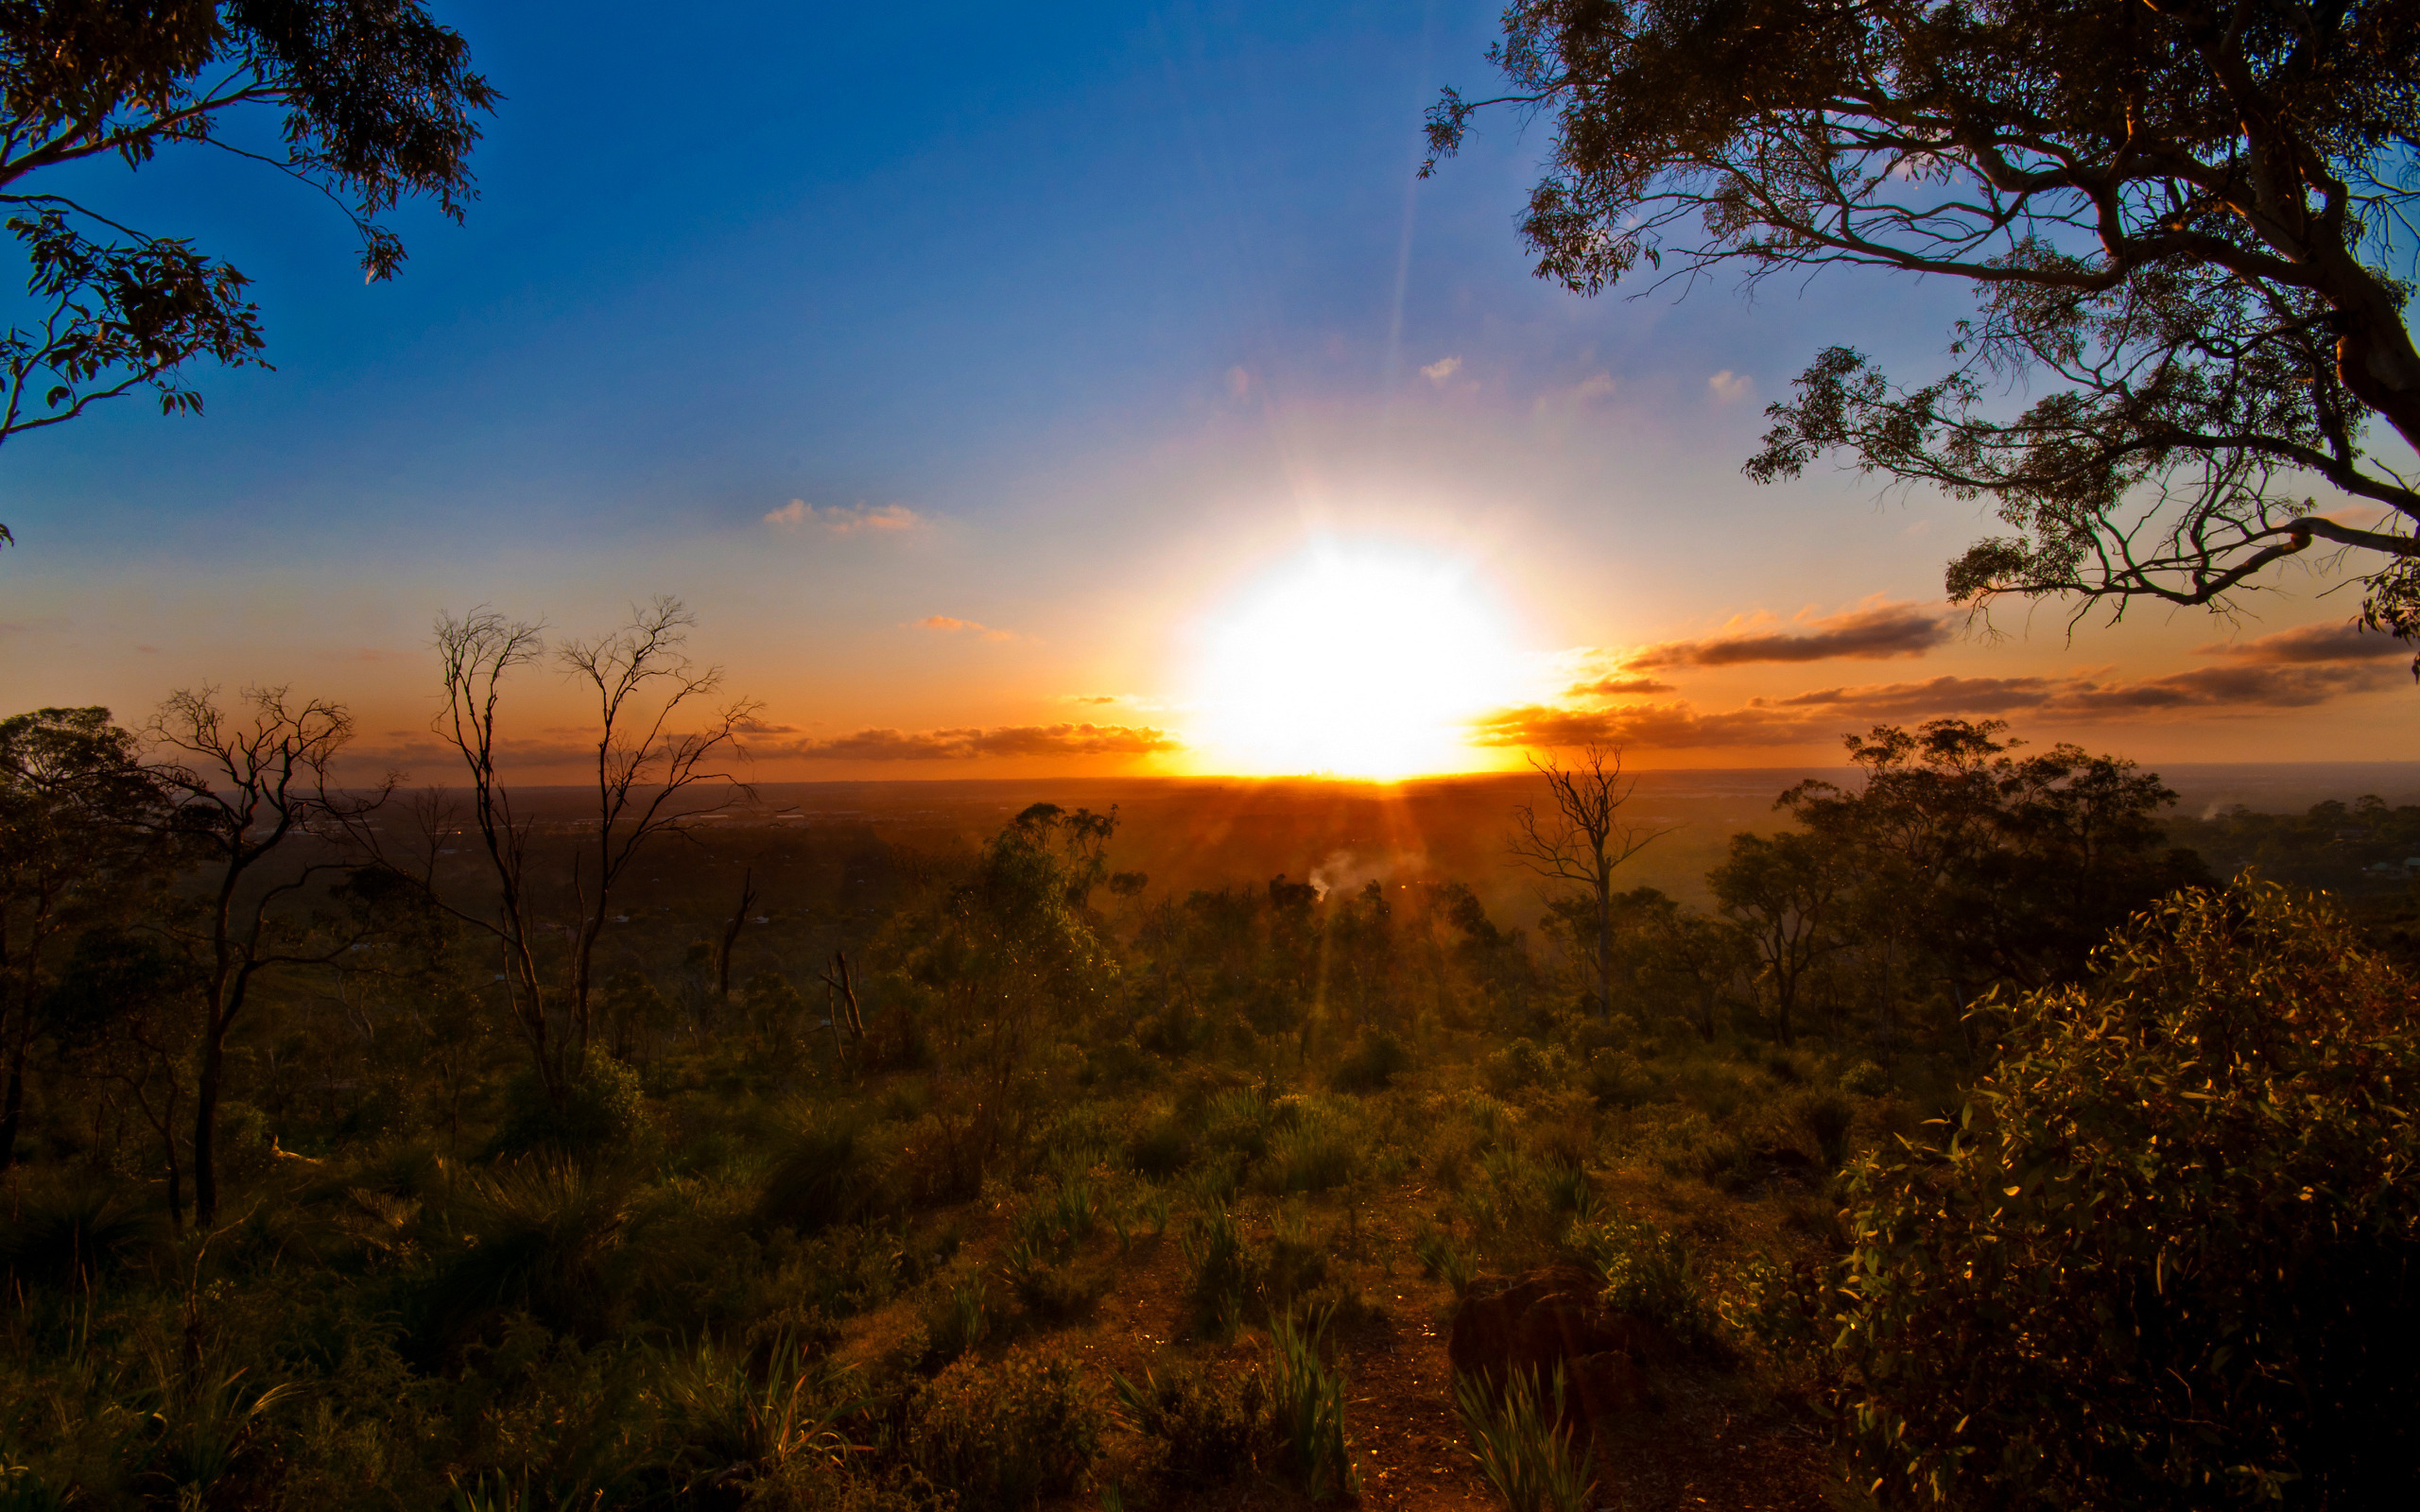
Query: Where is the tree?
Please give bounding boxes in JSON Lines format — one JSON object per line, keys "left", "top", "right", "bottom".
{"left": 424, "top": 598, "right": 756, "bottom": 1100}
{"left": 148, "top": 684, "right": 389, "bottom": 1223}
{"left": 0, "top": 706, "right": 164, "bottom": 1168}
{"left": 1787, "top": 882, "right": 2420, "bottom": 1505}
{"left": 0, "top": 1, "right": 496, "bottom": 549}
{"left": 1426, "top": 1, "right": 2420, "bottom": 646}
{"left": 1507, "top": 745, "right": 1669, "bottom": 1018}
{"left": 1709, "top": 828, "right": 1850, "bottom": 1044}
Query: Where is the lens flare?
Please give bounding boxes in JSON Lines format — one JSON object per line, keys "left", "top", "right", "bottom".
{"left": 1185, "top": 544, "right": 1515, "bottom": 778}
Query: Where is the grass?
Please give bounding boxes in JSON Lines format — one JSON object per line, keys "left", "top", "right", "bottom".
{"left": 1457, "top": 1366, "right": 1596, "bottom": 1512}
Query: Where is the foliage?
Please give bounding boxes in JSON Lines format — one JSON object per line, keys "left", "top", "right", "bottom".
{"left": 908, "top": 1347, "right": 1104, "bottom": 1508}
{"left": 1267, "top": 1308, "right": 1358, "bottom": 1503}
{"left": 488, "top": 1057, "right": 647, "bottom": 1161}
{"left": 1112, "top": 1356, "right": 1274, "bottom": 1487}
{"left": 1427, "top": 0, "right": 2420, "bottom": 640}
{"left": 1796, "top": 882, "right": 2420, "bottom": 1506}
{"left": 1454, "top": 1366, "right": 1595, "bottom": 1512}
{"left": 0, "top": 0, "right": 496, "bottom": 540}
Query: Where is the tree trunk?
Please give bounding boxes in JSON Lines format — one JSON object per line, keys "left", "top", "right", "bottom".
{"left": 0, "top": 1009, "right": 29, "bottom": 1171}
{"left": 191, "top": 1022, "right": 225, "bottom": 1225}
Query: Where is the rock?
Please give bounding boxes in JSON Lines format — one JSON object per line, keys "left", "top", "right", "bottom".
{"left": 1447, "top": 1266, "right": 1669, "bottom": 1426}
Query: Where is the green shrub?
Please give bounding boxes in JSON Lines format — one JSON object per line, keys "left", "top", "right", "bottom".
{"left": 655, "top": 1333, "right": 861, "bottom": 1492}
{"left": 1561, "top": 1213, "right": 1704, "bottom": 1339}
{"left": 1260, "top": 1105, "right": 1358, "bottom": 1194}
{"left": 908, "top": 1348, "right": 1104, "bottom": 1507}
{"left": 420, "top": 1160, "right": 635, "bottom": 1346}
{"left": 1181, "top": 1205, "right": 1259, "bottom": 1339}
{"left": 756, "top": 1116, "right": 886, "bottom": 1233}
{"left": 1788, "top": 1089, "right": 1856, "bottom": 1171}
{"left": 1454, "top": 1366, "right": 1594, "bottom": 1512}
{"left": 0, "top": 1184, "right": 166, "bottom": 1289}
{"left": 487, "top": 1058, "right": 648, "bottom": 1160}
{"left": 1111, "top": 1357, "right": 1272, "bottom": 1486}
{"left": 1837, "top": 1058, "right": 1890, "bottom": 1097}
{"left": 1125, "top": 1115, "right": 1195, "bottom": 1178}
{"left": 1330, "top": 1027, "right": 1411, "bottom": 1091}
{"left": 1793, "top": 883, "right": 2420, "bottom": 1508}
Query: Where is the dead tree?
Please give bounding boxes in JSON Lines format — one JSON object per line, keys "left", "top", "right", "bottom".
{"left": 1506, "top": 744, "right": 1670, "bottom": 1019}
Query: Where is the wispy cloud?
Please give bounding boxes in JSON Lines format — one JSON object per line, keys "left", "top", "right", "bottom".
{"left": 1420, "top": 354, "right": 1462, "bottom": 384}
{"left": 1564, "top": 674, "right": 1675, "bottom": 698}
{"left": 1624, "top": 601, "right": 1953, "bottom": 669}
{"left": 763, "top": 499, "right": 924, "bottom": 535}
{"left": 1708, "top": 369, "right": 1752, "bottom": 402}
{"left": 913, "top": 615, "right": 1017, "bottom": 643}
{"left": 0, "top": 616, "right": 69, "bottom": 637}
{"left": 773, "top": 723, "right": 1181, "bottom": 761}
{"left": 2197, "top": 621, "right": 2409, "bottom": 664}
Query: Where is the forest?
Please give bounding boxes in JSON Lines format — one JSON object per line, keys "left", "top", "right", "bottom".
{"left": 6, "top": 687, "right": 2418, "bottom": 1512}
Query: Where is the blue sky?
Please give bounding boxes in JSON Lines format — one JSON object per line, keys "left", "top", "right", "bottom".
{"left": 0, "top": 1, "right": 2409, "bottom": 777}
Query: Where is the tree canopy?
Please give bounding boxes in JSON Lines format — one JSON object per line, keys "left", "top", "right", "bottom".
{"left": 1426, "top": 0, "right": 2420, "bottom": 651}
{"left": 0, "top": 0, "right": 495, "bottom": 546}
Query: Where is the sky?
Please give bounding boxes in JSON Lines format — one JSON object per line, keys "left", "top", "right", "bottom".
{"left": 0, "top": 1, "right": 2412, "bottom": 782}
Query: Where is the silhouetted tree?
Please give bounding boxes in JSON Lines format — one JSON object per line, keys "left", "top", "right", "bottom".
{"left": 0, "top": 0, "right": 496, "bottom": 546}
{"left": 148, "top": 684, "right": 389, "bottom": 1223}
{"left": 1428, "top": 0, "right": 2420, "bottom": 647}
{"left": 425, "top": 598, "right": 756, "bottom": 1099}
{"left": 1508, "top": 745, "right": 1669, "bottom": 1017}
{"left": 1710, "top": 829, "right": 1851, "bottom": 1044}
{"left": 0, "top": 706, "right": 162, "bottom": 1168}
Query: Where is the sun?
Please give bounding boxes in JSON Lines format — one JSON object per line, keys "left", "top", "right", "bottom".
{"left": 1185, "top": 544, "right": 1517, "bottom": 779}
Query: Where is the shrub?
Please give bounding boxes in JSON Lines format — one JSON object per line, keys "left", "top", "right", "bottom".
{"left": 1560, "top": 1213, "right": 1705, "bottom": 1339}
{"left": 918, "top": 1276, "right": 992, "bottom": 1368}
{"left": 1788, "top": 1090, "right": 1856, "bottom": 1171}
{"left": 908, "top": 1348, "right": 1104, "bottom": 1507}
{"left": 1330, "top": 1027, "right": 1411, "bottom": 1092}
{"left": 655, "top": 1333, "right": 860, "bottom": 1492}
{"left": 488, "top": 1058, "right": 648, "bottom": 1160}
{"left": 1260, "top": 1105, "right": 1358, "bottom": 1194}
{"left": 1837, "top": 1058, "right": 1890, "bottom": 1097}
{"left": 756, "top": 1116, "right": 886, "bottom": 1234}
{"left": 1112, "top": 1357, "right": 1273, "bottom": 1486}
{"left": 1125, "top": 1115, "right": 1194, "bottom": 1178}
{"left": 0, "top": 1184, "right": 166, "bottom": 1289}
{"left": 420, "top": 1160, "right": 635, "bottom": 1347}
{"left": 1181, "top": 1206, "right": 1260, "bottom": 1339}
{"left": 1796, "top": 883, "right": 2420, "bottom": 1508}
{"left": 1455, "top": 1366, "right": 1595, "bottom": 1512}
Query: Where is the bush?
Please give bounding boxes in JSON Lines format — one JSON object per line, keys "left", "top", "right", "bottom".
{"left": 1788, "top": 1090, "right": 1856, "bottom": 1171}
{"left": 1560, "top": 1213, "right": 1705, "bottom": 1340}
{"left": 908, "top": 1348, "right": 1104, "bottom": 1507}
{"left": 1837, "top": 1057, "right": 1890, "bottom": 1097}
{"left": 488, "top": 1058, "right": 648, "bottom": 1160}
{"left": 1330, "top": 1027, "right": 1410, "bottom": 1092}
{"left": 1794, "top": 884, "right": 2420, "bottom": 1508}
{"left": 756, "top": 1116, "right": 887, "bottom": 1233}
{"left": 419, "top": 1160, "right": 635, "bottom": 1347}
{"left": 1112, "top": 1357, "right": 1273, "bottom": 1486}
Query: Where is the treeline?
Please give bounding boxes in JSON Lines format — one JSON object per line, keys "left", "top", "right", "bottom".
{"left": 6, "top": 681, "right": 2419, "bottom": 1509}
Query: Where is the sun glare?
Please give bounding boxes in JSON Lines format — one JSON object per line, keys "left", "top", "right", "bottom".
{"left": 1187, "top": 545, "right": 1516, "bottom": 779}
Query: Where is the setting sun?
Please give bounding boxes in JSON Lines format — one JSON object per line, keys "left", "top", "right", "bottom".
{"left": 1185, "top": 544, "right": 1517, "bottom": 778}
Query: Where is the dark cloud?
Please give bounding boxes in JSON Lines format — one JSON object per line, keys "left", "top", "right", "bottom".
{"left": 1625, "top": 602, "right": 1952, "bottom": 668}
{"left": 779, "top": 723, "right": 1179, "bottom": 761}
{"left": 1476, "top": 662, "right": 2400, "bottom": 752}
{"left": 2197, "top": 621, "right": 2410, "bottom": 664}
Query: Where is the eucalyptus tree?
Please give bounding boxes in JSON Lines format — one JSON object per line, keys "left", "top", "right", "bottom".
{"left": 426, "top": 598, "right": 757, "bottom": 1100}
{"left": 0, "top": 0, "right": 495, "bottom": 547}
{"left": 0, "top": 706, "right": 163, "bottom": 1170}
{"left": 148, "top": 684, "right": 390, "bottom": 1224}
{"left": 1427, "top": 0, "right": 2420, "bottom": 645}
{"left": 1507, "top": 745, "right": 1670, "bottom": 1017}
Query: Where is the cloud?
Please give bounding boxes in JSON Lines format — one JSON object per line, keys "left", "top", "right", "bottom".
{"left": 914, "top": 614, "right": 1016, "bottom": 643}
{"left": 775, "top": 723, "right": 1181, "bottom": 761}
{"left": 1626, "top": 602, "right": 1953, "bottom": 668}
{"left": 2197, "top": 621, "right": 2410, "bottom": 664}
{"left": 1069, "top": 695, "right": 1119, "bottom": 706}
{"left": 1708, "top": 369, "right": 1752, "bottom": 402}
{"left": 1420, "top": 355, "right": 1462, "bottom": 384}
{"left": 1564, "top": 674, "right": 1676, "bottom": 698}
{"left": 764, "top": 499, "right": 924, "bottom": 535}
{"left": 0, "top": 616, "right": 69, "bottom": 636}
{"left": 1226, "top": 365, "right": 1253, "bottom": 399}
